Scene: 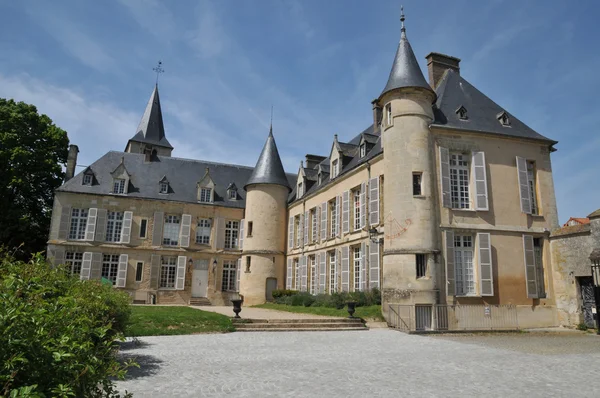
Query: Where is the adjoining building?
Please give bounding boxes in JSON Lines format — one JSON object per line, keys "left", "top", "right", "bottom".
{"left": 48, "top": 11, "right": 567, "bottom": 327}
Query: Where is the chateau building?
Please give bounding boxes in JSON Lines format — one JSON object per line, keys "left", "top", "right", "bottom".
{"left": 48, "top": 13, "right": 564, "bottom": 327}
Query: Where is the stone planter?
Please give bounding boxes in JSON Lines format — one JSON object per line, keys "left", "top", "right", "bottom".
{"left": 346, "top": 301, "right": 357, "bottom": 318}
{"left": 231, "top": 299, "right": 243, "bottom": 319}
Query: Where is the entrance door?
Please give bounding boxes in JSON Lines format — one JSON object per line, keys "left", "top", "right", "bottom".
{"left": 192, "top": 269, "right": 208, "bottom": 298}
{"left": 579, "top": 277, "right": 596, "bottom": 328}
{"left": 266, "top": 278, "right": 277, "bottom": 301}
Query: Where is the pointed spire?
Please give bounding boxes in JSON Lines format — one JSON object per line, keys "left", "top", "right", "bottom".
{"left": 244, "top": 127, "right": 290, "bottom": 191}
{"left": 380, "top": 7, "right": 434, "bottom": 99}
{"left": 128, "top": 85, "right": 173, "bottom": 150}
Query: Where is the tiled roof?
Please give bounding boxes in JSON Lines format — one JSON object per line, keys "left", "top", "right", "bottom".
{"left": 562, "top": 217, "right": 590, "bottom": 227}
{"left": 550, "top": 224, "right": 591, "bottom": 238}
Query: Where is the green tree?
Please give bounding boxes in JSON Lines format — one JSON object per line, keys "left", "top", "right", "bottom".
{"left": 0, "top": 98, "right": 69, "bottom": 258}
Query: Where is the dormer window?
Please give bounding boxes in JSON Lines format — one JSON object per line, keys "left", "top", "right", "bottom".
{"left": 456, "top": 106, "right": 468, "bottom": 120}
{"left": 83, "top": 174, "right": 93, "bottom": 186}
{"left": 200, "top": 187, "right": 212, "bottom": 203}
{"left": 228, "top": 189, "right": 237, "bottom": 200}
{"left": 110, "top": 158, "right": 130, "bottom": 195}
{"left": 497, "top": 111, "right": 511, "bottom": 127}
{"left": 159, "top": 182, "right": 169, "bottom": 194}
{"left": 113, "top": 179, "right": 126, "bottom": 194}
{"left": 332, "top": 159, "right": 339, "bottom": 178}
{"left": 297, "top": 182, "right": 303, "bottom": 198}
{"left": 360, "top": 143, "right": 366, "bottom": 158}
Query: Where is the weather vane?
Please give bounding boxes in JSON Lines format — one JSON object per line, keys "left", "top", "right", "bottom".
{"left": 153, "top": 60, "right": 164, "bottom": 85}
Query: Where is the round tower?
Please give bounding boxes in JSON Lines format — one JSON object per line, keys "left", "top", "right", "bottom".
{"left": 378, "top": 10, "right": 440, "bottom": 312}
{"left": 240, "top": 127, "right": 290, "bottom": 306}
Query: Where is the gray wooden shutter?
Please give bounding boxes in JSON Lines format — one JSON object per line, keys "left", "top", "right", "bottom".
{"left": 236, "top": 258, "right": 241, "bottom": 292}
{"left": 176, "top": 255, "right": 186, "bottom": 290}
{"left": 152, "top": 211, "right": 164, "bottom": 246}
{"left": 472, "top": 152, "right": 489, "bottom": 211}
{"left": 315, "top": 208, "right": 320, "bottom": 243}
{"left": 286, "top": 258, "right": 293, "bottom": 289}
{"left": 319, "top": 252, "right": 326, "bottom": 293}
{"left": 121, "top": 211, "right": 133, "bottom": 244}
{"left": 361, "top": 241, "right": 367, "bottom": 291}
{"left": 516, "top": 156, "right": 532, "bottom": 214}
{"left": 298, "top": 213, "right": 304, "bottom": 248}
{"left": 90, "top": 252, "right": 102, "bottom": 280}
{"left": 179, "top": 214, "right": 192, "bottom": 248}
{"left": 335, "top": 196, "right": 341, "bottom": 237}
{"left": 80, "top": 252, "right": 92, "bottom": 280}
{"left": 304, "top": 211, "right": 309, "bottom": 245}
{"left": 360, "top": 182, "right": 367, "bottom": 229}
{"left": 369, "top": 242, "right": 380, "bottom": 289}
{"left": 95, "top": 209, "right": 107, "bottom": 242}
{"left": 440, "top": 147, "right": 451, "bottom": 208}
{"left": 523, "top": 235, "right": 538, "bottom": 298}
{"left": 369, "top": 177, "right": 380, "bottom": 226}
{"left": 341, "top": 246, "right": 350, "bottom": 292}
{"left": 342, "top": 190, "right": 350, "bottom": 234}
{"left": 239, "top": 219, "right": 245, "bottom": 250}
{"left": 84, "top": 208, "right": 98, "bottom": 241}
{"left": 58, "top": 206, "right": 72, "bottom": 240}
{"left": 301, "top": 256, "right": 307, "bottom": 291}
{"left": 116, "top": 254, "right": 128, "bottom": 288}
{"left": 477, "top": 233, "right": 493, "bottom": 296}
{"left": 215, "top": 217, "right": 225, "bottom": 249}
{"left": 288, "top": 216, "right": 294, "bottom": 249}
{"left": 150, "top": 254, "right": 160, "bottom": 289}
{"left": 445, "top": 230, "right": 455, "bottom": 296}
{"left": 320, "top": 202, "right": 327, "bottom": 243}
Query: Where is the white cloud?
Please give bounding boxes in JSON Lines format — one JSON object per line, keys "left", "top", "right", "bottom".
{"left": 186, "top": 6, "right": 229, "bottom": 59}
{"left": 116, "top": 0, "right": 177, "bottom": 40}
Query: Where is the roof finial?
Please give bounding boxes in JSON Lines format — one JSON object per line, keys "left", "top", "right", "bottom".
{"left": 153, "top": 60, "right": 164, "bottom": 86}
{"left": 400, "top": 6, "right": 406, "bottom": 36}
{"left": 269, "top": 105, "right": 274, "bottom": 136}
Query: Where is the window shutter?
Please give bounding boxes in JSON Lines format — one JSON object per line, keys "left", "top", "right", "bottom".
{"left": 342, "top": 190, "right": 350, "bottom": 234}
{"left": 369, "top": 177, "right": 380, "bottom": 226}
{"left": 439, "top": 147, "right": 451, "bottom": 208}
{"left": 472, "top": 152, "right": 489, "bottom": 211}
{"left": 179, "top": 214, "right": 192, "bottom": 248}
{"left": 85, "top": 208, "right": 98, "bottom": 241}
{"left": 320, "top": 202, "right": 327, "bottom": 243}
{"left": 80, "top": 252, "right": 93, "bottom": 280}
{"left": 341, "top": 246, "right": 350, "bottom": 292}
{"left": 360, "top": 182, "right": 367, "bottom": 229}
{"left": 116, "top": 254, "right": 128, "bottom": 288}
{"left": 369, "top": 242, "right": 380, "bottom": 289}
{"left": 319, "top": 252, "right": 326, "bottom": 293}
{"left": 58, "top": 206, "right": 71, "bottom": 240}
{"left": 299, "top": 213, "right": 304, "bottom": 247}
{"left": 477, "top": 233, "right": 493, "bottom": 296}
{"left": 90, "top": 252, "right": 102, "bottom": 280}
{"left": 121, "top": 211, "right": 133, "bottom": 244}
{"left": 176, "top": 256, "right": 186, "bottom": 290}
{"left": 516, "top": 156, "right": 532, "bottom": 214}
{"left": 215, "top": 217, "right": 225, "bottom": 249}
{"left": 444, "top": 230, "right": 455, "bottom": 296}
{"left": 286, "top": 258, "right": 293, "bottom": 289}
{"left": 361, "top": 242, "right": 367, "bottom": 291}
{"left": 95, "top": 209, "right": 107, "bottom": 242}
{"left": 52, "top": 246, "right": 65, "bottom": 267}
{"left": 239, "top": 219, "right": 245, "bottom": 250}
{"left": 523, "top": 235, "right": 538, "bottom": 298}
{"left": 315, "top": 208, "right": 320, "bottom": 242}
{"left": 336, "top": 196, "right": 341, "bottom": 237}
{"left": 236, "top": 258, "right": 241, "bottom": 292}
{"left": 304, "top": 211, "right": 309, "bottom": 245}
{"left": 150, "top": 254, "right": 160, "bottom": 289}
{"left": 152, "top": 212, "right": 164, "bottom": 246}
{"left": 301, "top": 256, "right": 307, "bottom": 291}
{"left": 288, "top": 216, "right": 294, "bottom": 249}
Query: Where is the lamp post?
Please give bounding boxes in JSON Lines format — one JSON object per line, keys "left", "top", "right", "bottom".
{"left": 369, "top": 227, "right": 379, "bottom": 244}
{"left": 590, "top": 250, "right": 600, "bottom": 334}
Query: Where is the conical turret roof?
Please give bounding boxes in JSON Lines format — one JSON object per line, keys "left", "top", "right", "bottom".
{"left": 244, "top": 127, "right": 290, "bottom": 191}
{"left": 128, "top": 85, "right": 173, "bottom": 149}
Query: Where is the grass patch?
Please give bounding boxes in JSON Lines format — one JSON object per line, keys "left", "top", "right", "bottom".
{"left": 127, "top": 306, "right": 235, "bottom": 336}
{"left": 254, "top": 303, "right": 384, "bottom": 321}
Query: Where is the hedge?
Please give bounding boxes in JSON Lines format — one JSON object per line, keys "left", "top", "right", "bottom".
{"left": 273, "top": 288, "right": 381, "bottom": 309}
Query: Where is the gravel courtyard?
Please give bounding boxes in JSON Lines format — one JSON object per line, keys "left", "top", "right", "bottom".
{"left": 118, "top": 330, "right": 600, "bottom": 397}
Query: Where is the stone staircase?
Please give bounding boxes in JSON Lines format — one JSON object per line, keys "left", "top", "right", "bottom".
{"left": 232, "top": 318, "right": 368, "bottom": 332}
{"left": 189, "top": 297, "right": 212, "bottom": 306}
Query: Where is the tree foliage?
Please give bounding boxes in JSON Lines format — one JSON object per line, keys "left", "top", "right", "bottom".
{"left": 0, "top": 98, "right": 69, "bottom": 258}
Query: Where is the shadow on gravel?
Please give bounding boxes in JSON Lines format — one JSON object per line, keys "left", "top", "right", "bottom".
{"left": 120, "top": 353, "right": 163, "bottom": 379}
{"left": 119, "top": 339, "right": 152, "bottom": 351}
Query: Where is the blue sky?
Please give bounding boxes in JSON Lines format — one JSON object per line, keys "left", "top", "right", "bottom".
{"left": 0, "top": 0, "right": 597, "bottom": 223}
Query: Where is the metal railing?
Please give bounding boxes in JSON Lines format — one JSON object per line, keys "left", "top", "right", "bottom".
{"left": 387, "top": 304, "right": 519, "bottom": 332}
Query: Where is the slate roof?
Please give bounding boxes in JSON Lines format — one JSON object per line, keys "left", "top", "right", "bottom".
{"left": 127, "top": 85, "right": 173, "bottom": 149}
{"left": 58, "top": 151, "right": 296, "bottom": 209}
{"left": 432, "top": 70, "right": 556, "bottom": 144}
{"left": 588, "top": 209, "right": 600, "bottom": 219}
{"left": 244, "top": 129, "right": 291, "bottom": 191}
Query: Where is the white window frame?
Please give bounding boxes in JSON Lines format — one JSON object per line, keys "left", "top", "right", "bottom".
{"left": 102, "top": 254, "right": 120, "bottom": 285}
{"left": 65, "top": 252, "right": 83, "bottom": 275}
{"left": 113, "top": 178, "right": 126, "bottom": 194}
{"left": 221, "top": 260, "right": 237, "bottom": 291}
{"left": 353, "top": 246, "right": 362, "bottom": 291}
{"left": 106, "top": 211, "right": 124, "bottom": 243}
{"left": 310, "top": 255, "right": 317, "bottom": 294}
{"left": 159, "top": 182, "right": 169, "bottom": 194}
{"left": 454, "top": 235, "right": 475, "bottom": 296}
{"left": 294, "top": 258, "right": 300, "bottom": 290}
{"left": 329, "top": 251, "right": 337, "bottom": 294}
{"left": 163, "top": 215, "right": 181, "bottom": 246}
{"left": 228, "top": 189, "right": 237, "bottom": 200}
{"left": 199, "top": 187, "right": 212, "bottom": 203}
{"left": 353, "top": 189, "right": 361, "bottom": 231}
{"left": 311, "top": 208, "right": 318, "bottom": 243}
{"left": 359, "top": 143, "right": 366, "bottom": 158}
{"left": 330, "top": 200, "right": 337, "bottom": 238}
{"left": 68, "top": 208, "right": 88, "bottom": 240}
{"left": 224, "top": 220, "right": 239, "bottom": 249}
{"left": 295, "top": 216, "right": 301, "bottom": 248}
{"left": 196, "top": 218, "right": 212, "bottom": 245}
{"left": 83, "top": 174, "right": 92, "bottom": 186}
{"left": 160, "top": 256, "right": 177, "bottom": 289}
{"left": 450, "top": 153, "right": 470, "bottom": 209}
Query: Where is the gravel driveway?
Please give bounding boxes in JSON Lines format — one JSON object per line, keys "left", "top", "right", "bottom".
{"left": 118, "top": 330, "right": 600, "bottom": 397}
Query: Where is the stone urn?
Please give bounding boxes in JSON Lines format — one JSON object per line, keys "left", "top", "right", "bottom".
{"left": 346, "top": 301, "right": 357, "bottom": 318}
{"left": 231, "top": 299, "right": 243, "bottom": 318}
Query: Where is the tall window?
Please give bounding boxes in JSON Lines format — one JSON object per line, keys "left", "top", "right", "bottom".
{"left": 353, "top": 189, "right": 361, "bottom": 231}
{"left": 297, "top": 182, "right": 303, "bottom": 197}
{"left": 225, "top": 220, "right": 239, "bottom": 249}
{"left": 310, "top": 255, "right": 317, "bottom": 294}
{"left": 360, "top": 143, "right": 366, "bottom": 158}
{"left": 102, "top": 254, "right": 120, "bottom": 284}
{"left": 450, "top": 153, "right": 470, "bottom": 209}
{"left": 295, "top": 216, "right": 301, "bottom": 247}
{"left": 135, "top": 261, "right": 143, "bottom": 282}
{"left": 139, "top": 219, "right": 148, "bottom": 238}
{"left": 454, "top": 235, "right": 475, "bottom": 295}
{"left": 332, "top": 159, "right": 339, "bottom": 178}
{"left": 199, "top": 187, "right": 212, "bottom": 203}
{"left": 533, "top": 238, "right": 546, "bottom": 298}
{"left": 330, "top": 200, "right": 337, "bottom": 238}
{"left": 163, "top": 215, "right": 180, "bottom": 246}
{"left": 160, "top": 256, "right": 177, "bottom": 288}
{"left": 311, "top": 208, "right": 318, "bottom": 243}
{"left": 221, "top": 260, "right": 237, "bottom": 291}
{"left": 353, "top": 246, "right": 362, "bottom": 291}
{"left": 413, "top": 173, "right": 422, "bottom": 196}
{"left": 68, "top": 208, "right": 88, "bottom": 240}
{"left": 83, "top": 174, "right": 93, "bottom": 186}
{"left": 386, "top": 104, "right": 392, "bottom": 125}
{"left": 113, "top": 179, "right": 126, "bottom": 194}
{"left": 159, "top": 182, "right": 169, "bottom": 194}
{"left": 65, "top": 252, "right": 83, "bottom": 275}
{"left": 329, "top": 251, "right": 337, "bottom": 293}
{"left": 106, "top": 211, "right": 124, "bottom": 242}
{"left": 416, "top": 254, "right": 427, "bottom": 278}
{"left": 527, "top": 161, "right": 538, "bottom": 215}
{"left": 196, "top": 218, "right": 211, "bottom": 245}
{"left": 228, "top": 189, "right": 237, "bottom": 200}
{"left": 294, "top": 259, "right": 300, "bottom": 290}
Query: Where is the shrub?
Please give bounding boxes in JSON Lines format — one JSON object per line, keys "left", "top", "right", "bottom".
{"left": 577, "top": 323, "right": 589, "bottom": 331}
{"left": 272, "top": 289, "right": 298, "bottom": 299}
{"left": 0, "top": 252, "right": 134, "bottom": 397}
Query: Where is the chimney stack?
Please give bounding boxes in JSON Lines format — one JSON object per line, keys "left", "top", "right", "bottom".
{"left": 371, "top": 99, "right": 382, "bottom": 135}
{"left": 305, "top": 154, "right": 327, "bottom": 169}
{"left": 425, "top": 52, "right": 461, "bottom": 89}
{"left": 65, "top": 144, "right": 79, "bottom": 181}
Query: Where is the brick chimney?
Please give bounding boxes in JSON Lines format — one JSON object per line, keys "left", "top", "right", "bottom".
{"left": 425, "top": 52, "right": 461, "bottom": 89}
{"left": 65, "top": 144, "right": 79, "bottom": 181}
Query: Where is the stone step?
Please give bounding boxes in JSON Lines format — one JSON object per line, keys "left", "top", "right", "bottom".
{"left": 189, "top": 298, "right": 212, "bottom": 306}
{"left": 236, "top": 327, "right": 368, "bottom": 332}
{"left": 232, "top": 318, "right": 364, "bottom": 324}
{"left": 235, "top": 322, "right": 366, "bottom": 329}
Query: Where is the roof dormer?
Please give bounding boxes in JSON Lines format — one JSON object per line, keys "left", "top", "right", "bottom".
{"left": 197, "top": 167, "right": 215, "bottom": 203}
{"left": 329, "top": 134, "right": 342, "bottom": 179}
{"left": 82, "top": 166, "right": 96, "bottom": 186}
{"left": 496, "top": 111, "right": 511, "bottom": 127}
{"left": 456, "top": 105, "right": 468, "bottom": 120}
{"left": 110, "top": 158, "right": 130, "bottom": 194}
{"left": 159, "top": 175, "right": 170, "bottom": 194}
{"left": 227, "top": 183, "right": 238, "bottom": 200}
{"left": 296, "top": 162, "right": 306, "bottom": 198}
